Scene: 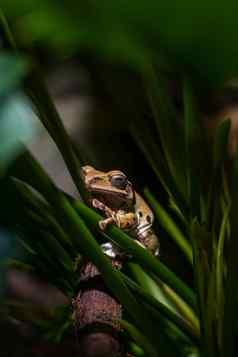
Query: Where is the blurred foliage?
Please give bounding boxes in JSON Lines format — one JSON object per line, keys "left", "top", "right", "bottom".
{"left": 0, "top": 53, "right": 38, "bottom": 301}
{"left": 0, "top": 2, "right": 237, "bottom": 357}
{"left": 2, "top": 0, "right": 238, "bottom": 90}
{"left": 0, "top": 53, "right": 38, "bottom": 174}
{"left": 0, "top": 229, "right": 14, "bottom": 296}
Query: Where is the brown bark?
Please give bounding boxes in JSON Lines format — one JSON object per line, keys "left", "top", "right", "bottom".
{"left": 74, "top": 261, "right": 125, "bottom": 357}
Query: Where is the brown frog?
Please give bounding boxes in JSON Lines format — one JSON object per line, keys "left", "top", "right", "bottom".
{"left": 80, "top": 165, "right": 159, "bottom": 257}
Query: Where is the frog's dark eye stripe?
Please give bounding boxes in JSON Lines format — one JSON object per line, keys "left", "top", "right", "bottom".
{"left": 110, "top": 174, "right": 127, "bottom": 189}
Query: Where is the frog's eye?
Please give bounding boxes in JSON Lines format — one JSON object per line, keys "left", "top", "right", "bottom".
{"left": 110, "top": 174, "right": 127, "bottom": 189}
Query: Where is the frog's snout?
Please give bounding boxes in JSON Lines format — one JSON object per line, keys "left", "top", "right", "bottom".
{"left": 80, "top": 165, "right": 94, "bottom": 179}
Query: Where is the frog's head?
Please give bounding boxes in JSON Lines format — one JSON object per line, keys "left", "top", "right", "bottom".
{"left": 80, "top": 165, "right": 134, "bottom": 207}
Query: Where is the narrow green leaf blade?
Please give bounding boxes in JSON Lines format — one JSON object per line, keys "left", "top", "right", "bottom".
{"left": 145, "top": 188, "right": 193, "bottom": 265}
{"left": 120, "top": 319, "right": 158, "bottom": 357}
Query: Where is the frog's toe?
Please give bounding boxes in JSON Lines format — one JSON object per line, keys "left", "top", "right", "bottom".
{"left": 92, "top": 198, "right": 103, "bottom": 209}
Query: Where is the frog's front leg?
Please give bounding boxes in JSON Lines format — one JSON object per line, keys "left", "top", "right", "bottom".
{"left": 91, "top": 198, "right": 117, "bottom": 230}
{"left": 91, "top": 199, "right": 113, "bottom": 216}
{"left": 100, "top": 211, "right": 137, "bottom": 231}
{"left": 98, "top": 212, "right": 137, "bottom": 231}
{"left": 98, "top": 216, "right": 116, "bottom": 230}
{"left": 92, "top": 199, "right": 137, "bottom": 231}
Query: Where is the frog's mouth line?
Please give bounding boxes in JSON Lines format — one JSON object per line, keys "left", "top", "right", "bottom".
{"left": 87, "top": 186, "right": 130, "bottom": 198}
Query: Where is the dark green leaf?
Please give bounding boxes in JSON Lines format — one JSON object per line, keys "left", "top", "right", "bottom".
{"left": 213, "top": 120, "right": 231, "bottom": 168}
{"left": 120, "top": 319, "right": 158, "bottom": 357}
{"left": 145, "top": 188, "right": 193, "bottom": 265}
{"left": 0, "top": 54, "right": 27, "bottom": 95}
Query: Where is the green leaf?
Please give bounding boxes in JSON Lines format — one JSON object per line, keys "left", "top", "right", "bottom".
{"left": 183, "top": 77, "right": 208, "bottom": 219}
{"left": 0, "top": 92, "right": 38, "bottom": 173}
{"left": 120, "top": 282, "right": 194, "bottom": 355}
{"left": 221, "top": 149, "right": 238, "bottom": 357}
{"left": 42, "top": 304, "right": 73, "bottom": 343}
{"left": 4, "top": 299, "right": 53, "bottom": 324}
{"left": 145, "top": 188, "right": 193, "bottom": 265}
{"left": 12, "top": 178, "right": 75, "bottom": 256}
{"left": 130, "top": 120, "right": 172, "bottom": 196}
{"left": 206, "top": 120, "right": 231, "bottom": 230}
{"left": 127, "top": 341, "right": 145, "bottom": 357}
{"left": 5, "top": 0, "right": 238, "bottom": 87}
{"left": 168, "top": 196, "right": 188, "bottom": 227}
{"left": 130, "top": 121, "right": 187, "bottom": 212}
{"left": 4, "top": 258, "right": 34, "bottom": 272}
{"left": 120, "top": 319, "right": 158, "bottom": 357}
{"left": 127, "top": 262, "right": 176, "bottom": 312}
{"left": 121, "top": 268, "right": 199, "bottom": 344}
{"left": 190, "top": 219, "right": 213, "bottom": 355}
{"left": 213, "top": 120, "right": 231, "bottom": 168}
{"left": 26, "top": 71, "right": 87, "bottom": 199}
{"left": 205, "top": 128, "right": 230, "bottom": 234}
{"left": 216, "top": 203, "right": 230, "bottom": 348}
{"left": 36, "top": 230, "right": 75, "bottom": 273}
{"left": 127, "top": 262, "right": 199, "bottom": 334}
{"left": 146, "top": 68, "right": 187, "bottom": 198}
{"left": 0, "top": 53, "right": 27, "bottom": 95}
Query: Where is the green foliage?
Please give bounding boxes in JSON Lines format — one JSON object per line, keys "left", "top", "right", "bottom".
{"left": 144, "top": 189, "right": 193, "bottom": 265}
{"left": 0, "top": 3, "right": 237, "bottom": 357}
{"left": 0, "top": 54, "right": 27, "bottom": 95}
{"left": 3, "top": 1, "right": 238, "bottom": 88}
{"left": 0, "top": 54, "right": 37, "bottom": 174}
